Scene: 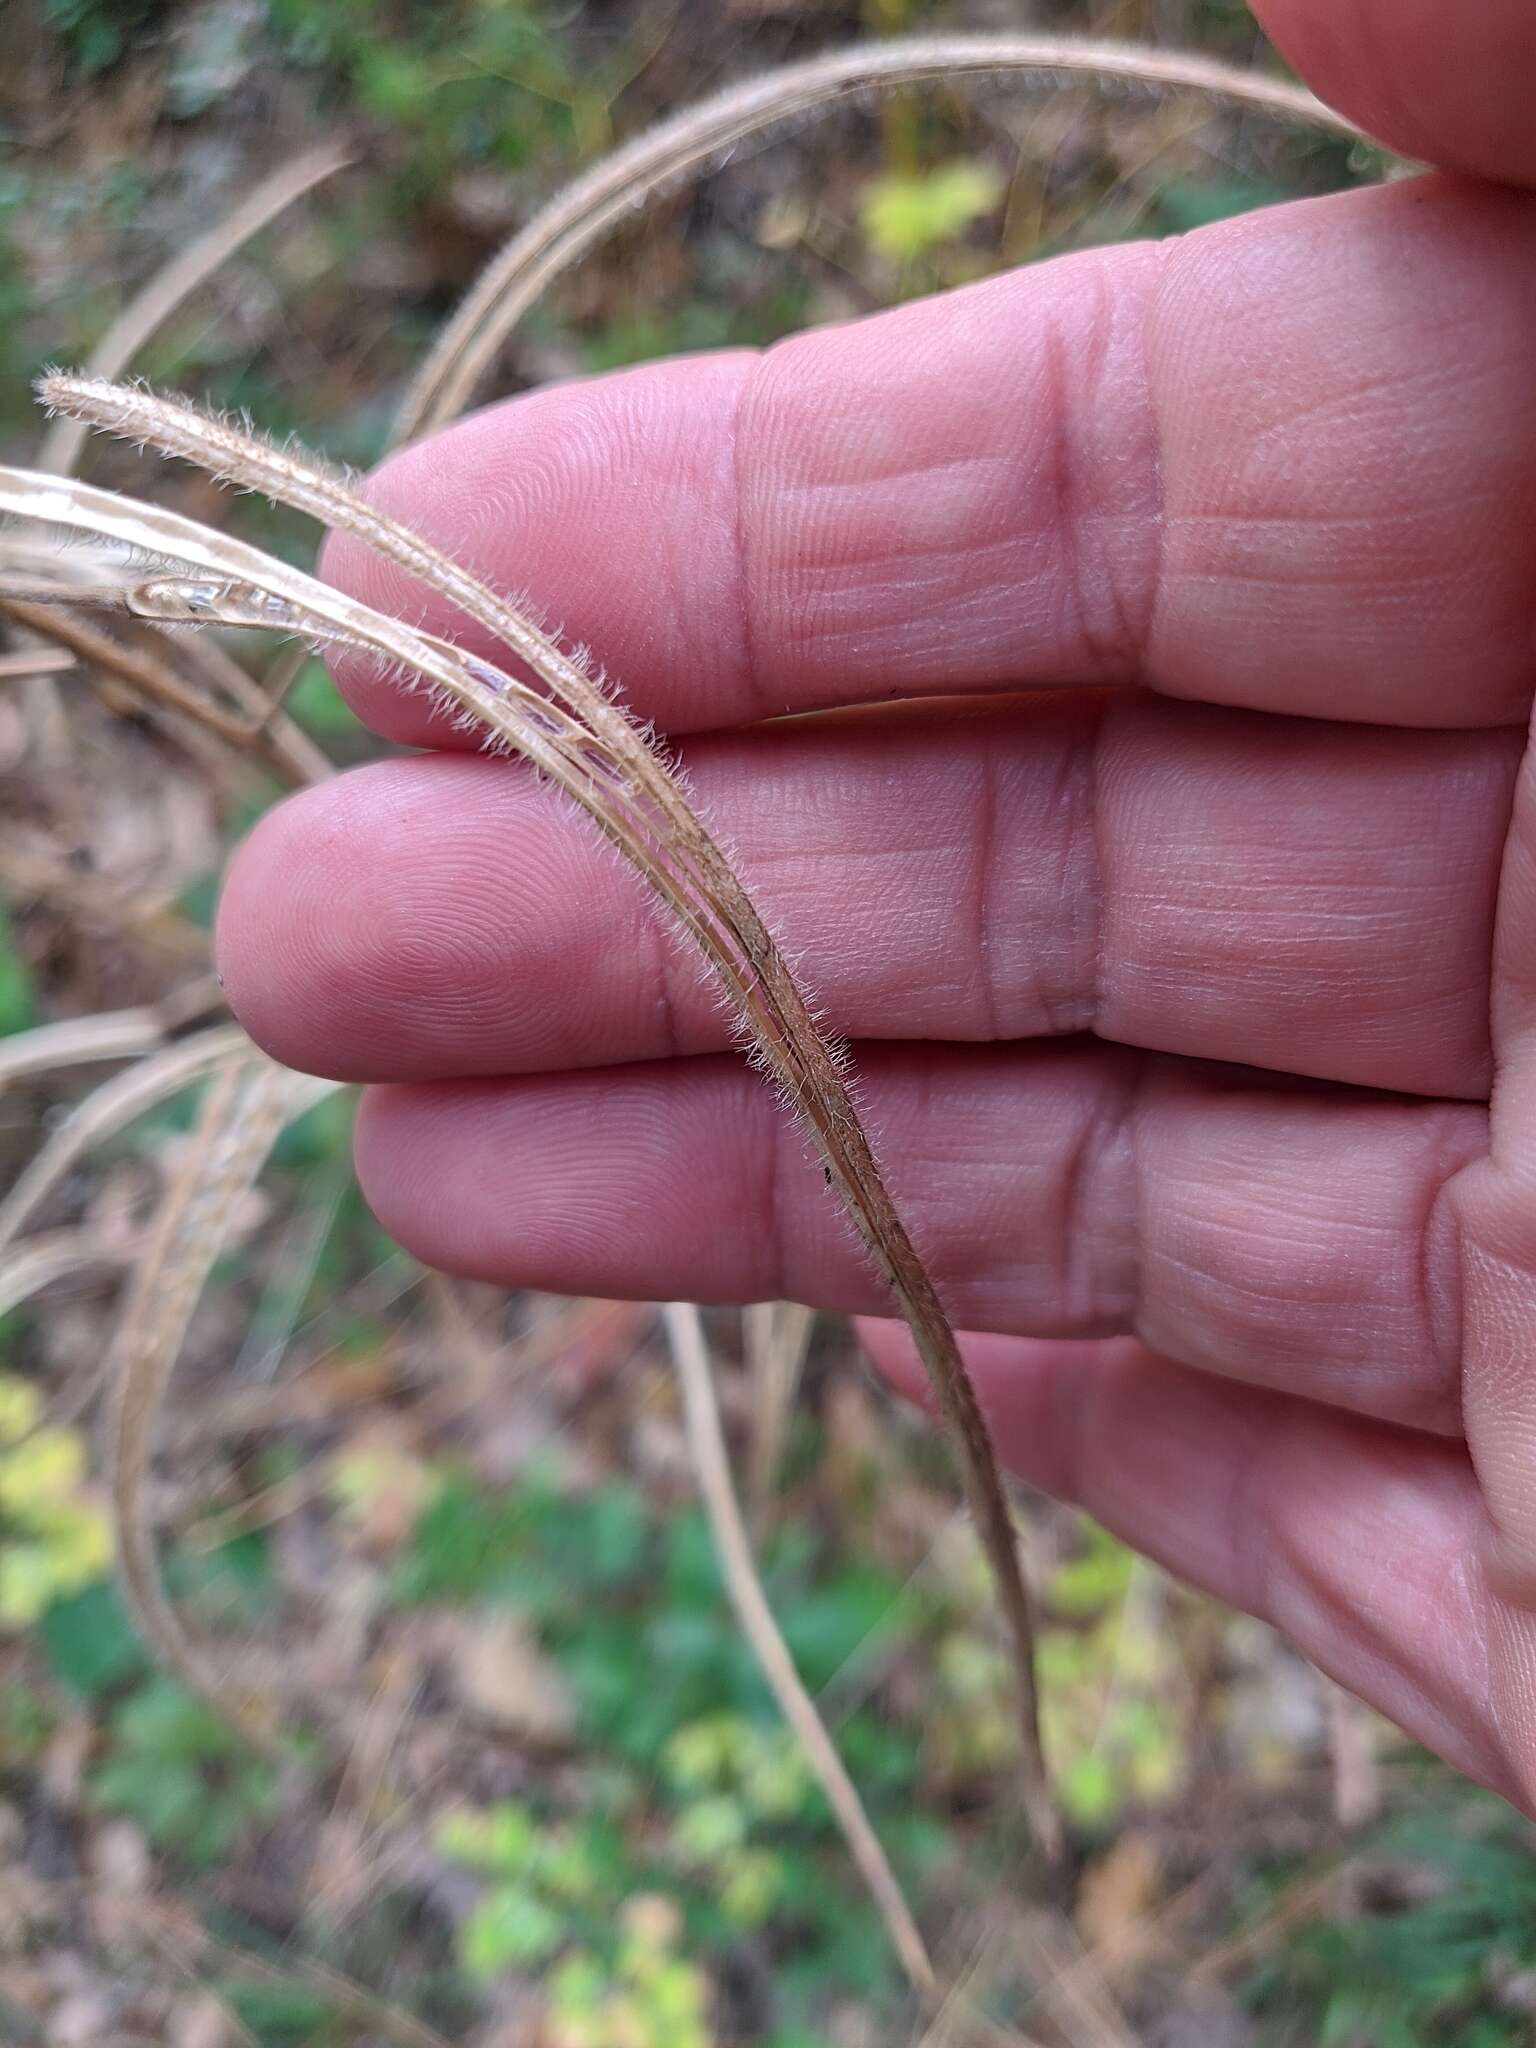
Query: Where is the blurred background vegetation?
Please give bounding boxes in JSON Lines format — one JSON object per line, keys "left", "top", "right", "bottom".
{"left": 0, "top": 4, "right": 1527, "bottom": 2045}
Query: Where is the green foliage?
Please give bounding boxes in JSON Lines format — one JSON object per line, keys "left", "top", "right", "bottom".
{"left": 0, "top": 182, "right": 35, "bottom": 418}
{"left": 461, "top": 1886, "right": 566, "bottom": 1974}
{"left": 42, "top": 1537, "right": 272, "bottom": 1695}
{"left": 861, "top": 159, "right": 1004, "bottom": 265}
{"left": 394, "top": 1463, "right": 647, "bottom": 1610}
{"left": 547, "top": 1904, "right": 711, "bottom": 2048}
{"left": 263, "top": 0, "right": 584, "bottom": 186}
{"left": 39, "top": 1578, "right": 150, "bottom": 1698}
{"left": 1040, "top": 1522, "right": 1183, "bottom": 1828}
{"left": 1048, "top": 1518, "right": 1136, "bottom": 1617}
{"left": 397, "top": 1468, "right": 918, "bottom": 1806}
{"left": 167, "top": 1528, "right": 277, "bottom": 1631}
{"left": 41, "top": 1547, "right": 280, "bottom": 1867}
{"left": 0, "top": 904, "right": 37, "bottom": 1036}
{"left": 400, "top": 1468, "right": 930, "bottom": 2026}
{"left": 663, "top": 1714, "right": 816, "bottom": 1928}
{"left": 1149, "top": 176, "right": 1291, "bottom": 234}
{"left": 220, "top": 1979, "right": 336, "bottom": 2048}
{"left": 89, "top": 1675, "right": 281, "bottom": 1867}
{"left": 437, "top": 1798, "right": 637, "bottom": 1980}
{"left": 0, "top": 1680, "right": 54, "bottom": 1765}
{"left": 438, "top": 1792, "right": 712, "bottom": 2042}
{"left": 43, "top": 0, "right": 166, "bottom": 77}
{"left": 923, "top": 1519, "right": 1184, "bottom": 1828}
{"left": 287, "top": 657, "right": 366, "bottom": 738}
{"left": 580, "top": 278, "right": 812, "bottom": 375}
{"left": 1248, "top": 1798, "right": 1536, "bottom": 2047}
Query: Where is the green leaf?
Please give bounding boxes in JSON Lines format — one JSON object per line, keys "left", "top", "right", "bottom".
{"left": 222, "top": 1980, "right": 334, "bottom": 2045}
{"left": 0, "top": 904, "right": 37, "bottom": 1036}
{"left": 166, "top": 1530, "right": 275, "bottom": 1628}
{"left": 89, "top": 1676, "right": 279, "bottom": 1865}
{"left": 861, "top": 160, "right": 1004, "bottom": 264}
{"left": 39, "top": 1579, "right": 149, "bottom": 1698}
{"left": 460, "top": 1885, "right": 566, "bottom": 1976}
{"left": 394, "top": 1471, "right": 528, "bottom": 1605}
{"left": 437, "top": 1800, "right": 539, "bottom": 1876}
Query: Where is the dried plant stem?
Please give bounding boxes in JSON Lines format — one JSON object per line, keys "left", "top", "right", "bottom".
{"left": 0, "top": 1023, "right": 250, "bottom": 1255}
{"left": 13, "top": 382, "right": 1059, "bottom": 1854}
{"left": 0, "top": 596, "right": 329, "bottom": 785}
{"left": 107, "top": 1052, "right": 308, "bottom": 1755}
{"left": 0, "top": 1230, "right": 132, "bottom": 1317}
{"left": 0, "top": 1004, "right": 183, "bottom": 1088}
{"left": 38, "top": 143, "right": 352, "bottom": 478}
{"left": 663, "top": 1302, "right": 936, "bottom": 2000}
{"left": 399, "top": 32, "right": 1360, "bottom": 438}
{"left": 0, "top": 646, "right": 74, "bottom": 679}
{"left": 745, "top": 1299, "right": 816, "bottom": 1529}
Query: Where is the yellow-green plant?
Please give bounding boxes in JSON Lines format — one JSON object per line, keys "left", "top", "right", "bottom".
{"left": 0, "top": 1373, "right": 111, "bottom": 1626}
{"left": 861, "top": 158, "right": 1005, "bottom": 265}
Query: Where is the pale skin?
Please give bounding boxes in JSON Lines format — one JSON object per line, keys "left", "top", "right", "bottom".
{"left": 219, "top": 0, "right": 1536, "bottom": 1809}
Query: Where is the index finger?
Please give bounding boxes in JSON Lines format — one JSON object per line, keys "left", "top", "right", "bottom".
{"left": 327, "top": 173, "right": 1536, "bottom": 743}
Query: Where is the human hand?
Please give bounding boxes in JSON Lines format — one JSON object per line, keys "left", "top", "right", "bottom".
{"left": 218, "top": 0, "right": 1536, "bottom": 1808}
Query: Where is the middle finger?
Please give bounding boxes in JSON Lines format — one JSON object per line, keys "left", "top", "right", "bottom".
{"left": 221, "top": 694, "right": 1517, "bottom": 1098}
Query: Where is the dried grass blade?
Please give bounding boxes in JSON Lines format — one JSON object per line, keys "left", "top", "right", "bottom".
{"left": 0, "top": 647, "right": 75, "bottom": 679}
{"left": 0, "top": 1006, "right": 173, "bottom": 1089}
{"left": 38, "top": 142, "right": 352, "bottom": 478}
{"left": 745, "top": 1298, "right": 815, "bottom": 1529}
{"left": 399, "top": 32, "right": 1362, "bottom": 438}
{"left": 0, "top": 596, "right": 329, "bottom": 785}
{"left": 106, "top": 1051, "right": 317, "bottom": 1754}
{"left": 0, "top": 1228, "right": 131, "bottom": 1317}
{"left": 0, "top": 1022, "right": 250, "bottom": 1255}
{"left": 662, "top": 1302, "right": 937, "bottom": 2002}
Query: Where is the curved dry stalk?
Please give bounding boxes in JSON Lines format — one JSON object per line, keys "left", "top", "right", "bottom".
{"left": 0, "top": 1005, "right": 174, "bottom": 1089}
{"left": 106, "top": 1052, "right": 318, "bottom": 1756}
{"left": 0, "top": 1229, "right": 132, "bottom": 1317}
{"left": 0, "top": 975, "right": 223, "bottom": 1091}
{"left": 0, "top": 1022, "right": 250, "bottom": 1255}
{"left": 663, "top": 1302, "right": 936, "bottom": 2001}
{"left": 7, "top": 394, "right": 1060, "bottom": 1855}
{"left": 398, "top": 32, "right": 1361, "bottom": 439}
{"left": 0, "top": 596, "right": 329, "bottom": 786}
{"left": 38, "top": 142, "right": 352, "bottom": 478}
{"left": 0, "top": 646, "right": 75, "bottom": 680}
{"left": 745, "top": 1299, "right": 816, "bottom": 1530}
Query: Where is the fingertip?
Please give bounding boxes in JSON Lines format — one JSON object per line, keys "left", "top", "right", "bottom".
{"left": 216, "top": 779, "right": 336, "bottom": 1073}
{"left": 353, "top": 1080, "right": 504, "bottom": 1281}
{"left": 216, "top": 761, "right": 498, "bottom": 1082}
{"left": 351, "top": 1080, "right": 418, "bottom": 1250}
{"left": 1252, "top": 0, "right": 1536, "bottom": 186}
